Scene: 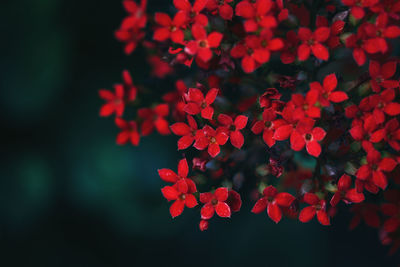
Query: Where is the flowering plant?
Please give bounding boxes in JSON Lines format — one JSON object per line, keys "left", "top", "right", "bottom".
{"left": 100, "top": 0, "right": 400, "bottom": 254}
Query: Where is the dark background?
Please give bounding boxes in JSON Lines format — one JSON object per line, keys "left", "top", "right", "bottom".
{"left": 0, "top": 0, "right": 399, "bottom": 266}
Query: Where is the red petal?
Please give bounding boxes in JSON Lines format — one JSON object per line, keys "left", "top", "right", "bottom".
{"left": 312, "top": 127, "right": 326, "bottom": 141}
{"left": 267, "top": 202, "right": 282, "bottom": 223}
{"left": 185, "top": 194, "right": 198, "bottom": 208}
{"left": 177, "top": 135, "right": 194, "bottom": 150}
{"left": 323, "top": 73, "right": 337, "bottom": 92}
{"left": 207, "top": 32, "right": 223, "bottom": 48}
{"left": 158, "top": 169, "right": 178, "bottom": 183}
{"left": 215, "top": 202, "right": 231, "bottom": 218}
{"left": 170, "top": 122, "right": 190, "bottom": 136}
{"left": 170, "top": 200, "right": 185, "bottom": 218}
{"left": 208, "top": 143, "right": 220, "bottom": 157}
{"left": 275, "top": 192, "right": 295, "bottom": 207}
{"left": 200, "top": 192, "right": 213, "bottom": 203}
{"left": 303, "top": 193, "right": 319, "bottom": 205}
{"left": 205, "top": 88, "right": 219, "bottom": 104}
{"left": 314, "top": 27, "right": 330, "bottom": 42}
{"left": 273, "top": 125, "right": 293, "bottom": 141}
{"left": 329, "top": 91, "right": 348, "bottom": 103}
{"left": 299, "top": 206, "right": 316, "bottom": 222}
{"left": 345, "top": 189, "right": 365, "bottom": 203}
{"left": 178, "top": 158, "right": 189, "bottom": 178}
{"left": 251, "top": 197, "right": 268, "bottom": 213}
{"left": 184, "top": 103, "right": 201, "bottom": 115}
{"left": 306, "top": 140, "right": 322, "bottom": 157}
{"left": 215, "top": 187, "right": 229, "bottom": 201}
{"left": 201, "top": 203, "right": 215, "bottom": 219}
{"left": 234, "top": 115, "right": 248, "bottom": 129}
{"left": 379, "top": 158, "right": 397, "bottom": 172}
{"left": 311, "top": 43, "right": 329, "bottom": 60}
{"left": 161, "top": 186, "right": 179, "bottom": 201}
{"left": 316, "top": 210, "right": 330, "bottom": 225}
{"left": 201, "top": 106, "right": 214, "bottom": 120}
{"left": 372, "top": 170, "right": 387, "bottom": 190}
{"left": 384, "top": 103, "right": 400, "bottom": 116}
{"left": 230, "top": 131, "right": 244, "bottom": 149}
{"left": 290, "top": 130, "right": 305, "bottom": 151}
{"left": 297, "top": 44, "right": 311, "bottom": 61}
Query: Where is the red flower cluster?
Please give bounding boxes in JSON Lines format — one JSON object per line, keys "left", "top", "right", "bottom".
{"left": 100, "top": 0, "right": 400, "bottom": 255}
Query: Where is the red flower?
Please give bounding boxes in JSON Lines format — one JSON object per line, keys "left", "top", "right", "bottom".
{"left": 170, "top": 115, "right": 199, "bottom": 150}
{"left": 330, "top": 174, "right": 365, "bottom": 207}
{"left": 290, "top": 89, "right": 321, "bottom": 119}
{"left": 218, "top": 114, "right": 248, "bottom": 149}
{"left": 200, "top": 187, "right": 232, "bottom": 219}
{"left": 363, "top": 13, "right": 400, "bottom": 54}
{"left": 114, "top": 0, "right": 147, "bottom": 54}
{"left": 297, "top": 27, "right": 330, "bottom": 61}
{"left": 355, "top": 149, "right": 397, "bottom": 190}
{"left": 299, "top": 193, "right": 330, "bottom": 226}
{"left": 153, "top": 12, "right": 187, "bottom": 44}
{"left": 115, "top": 118, "right": 140, "bottom": 146}
{"left": 183, "top": 87, "right": 219, "bottom": 120}
{"left": 206, "top": 0, "right": 234, "bottom": 20}
{"left": 173, "top": 0, "right": 209, "bottom": 26}
{"left": 230, "top": 33, "right": 283, "bottom": 73}
{"left": 370, "top": 118, "right": 400, "bottom": 151}
{"left": 345, "top": 26, "right": 370, "bottom": 66}
{"left": 251, "top": 185, "right": 295, "bottom": 223}
{"left": 289, "top": 118, "right": 326, "bottom": 157}
{"left": 185, "top": 24, "right": 223, "bottom": 62}
{"left": 161, "top": 178, "right": 198, "bottom": 218}
{"left": 193, "top": 125, "right": 229, "bottom": 157}
{"left": 341, "top": 0, "right": 379, "bottom": 19}
{"left": 252, "top": 109, "right": 288, "bottom": 147}
{"left": 235, "top": 0, "right": 277, "bottom": 32}
{"left": 369, "top": 60, "right": 399, "bottom": 93}
{"left": 309, "top": 73, "right": 348, "bottom": 107}
{"left": 138, "top": 103, "right": 171, "bottom": 136}
{"left": 158, "top": 158, "right": 191, "bottom": 183}
{"left": 99, "top": 70, "right": 137, "bottom": 117}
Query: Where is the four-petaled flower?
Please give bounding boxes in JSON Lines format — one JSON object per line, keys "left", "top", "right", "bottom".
{"left": 200, "top": 187, "right": 232, "bottom": 219}
{"left": 299, "top": 193, "right": 330, "bottom": 226}
{"left": 251, "top": 185, "right": 295, "bottom": 223}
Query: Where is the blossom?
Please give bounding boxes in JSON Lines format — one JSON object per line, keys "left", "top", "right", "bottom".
{"left": 330, "top": 174, "right": 365, "bottom": 207}
{"left": 299, "top": 193, "right": 330, "bottom": 226}
{"left": 369, "top": 60, "right": 399, "bottom": 93}
{"left": 251, "top": 185, "right": 295, "bottom": 223}
{"left": 115, "top": 118, "right": 140, "bottom": 146}
{"left": 173, "top": 0, "right": 209, "bottom": 26}
{"left": 355, "top": 149, "right": 397, "bottom": 191}
{"left": 153, "top": 12, "right": 187, "bottom": 44}
{"left": 218, "top": 114, "right": 248, "bottom": 149}
{"left": 99, "top": 70, "right": 137, "bottom": 117}
{"left": 183, "top": 87, "right": 219, "bottom": 120}
{"left": 185, "top": 24, "right": 223, "bottom": 62}
{"left": 235, "top": 0, "right": 277, "bottom": 32}
{"left": 289, "top": 118, "right": 326, "bottom": 157}
{"left": 161, "top": 178, "right": 198, "bottom": 218}
{"left": 200, "top": 187, "right": 232, "bottom": 219}
{"left": 170, "top": 115, "right": 199, "bottom": 150}
{"left": 309, "top": 73, "right": 348, "bottom": 107}
{"left": 297, "top": 27, "right": 330, "bottom": 61}
{"left": 193, "top": 125, "right": 229, "bottom": 157}
{"left": 206, "top": 0, "right": 234, "bottom": 20}
{"left": 138, "top": 104, "right": 171, "bottom": 136}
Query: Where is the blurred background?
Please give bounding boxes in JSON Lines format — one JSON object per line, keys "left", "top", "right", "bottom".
{"left": 0, "top": 0, "right": 399, "bottom": 266}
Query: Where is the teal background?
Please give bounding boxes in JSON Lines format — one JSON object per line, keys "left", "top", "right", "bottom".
{"left": 0, "top": 0, "right": 399, "bottom": 266}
